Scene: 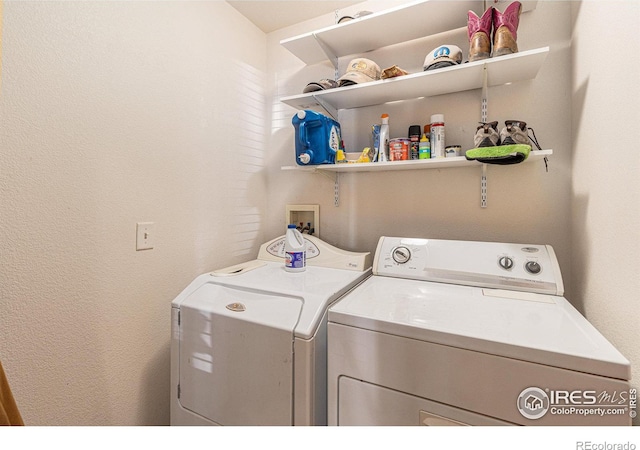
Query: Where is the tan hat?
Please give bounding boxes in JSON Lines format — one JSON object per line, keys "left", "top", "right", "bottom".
{"left": 338, "top": 58, "right": 381, "bottom": 87}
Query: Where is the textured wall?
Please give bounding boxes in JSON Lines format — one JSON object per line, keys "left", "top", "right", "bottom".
{"left": 2, "top": 0, "right": 638, "bottom": 429}
{"left": 0, "top": 1, "right": 267, "bottom": 425}
{"left": 571, "top": 0, "right": 640, "bottom": 425}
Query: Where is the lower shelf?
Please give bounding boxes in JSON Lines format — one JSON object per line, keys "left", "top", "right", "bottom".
{"left": 282, "top": 149, "right": 552, "bottom": 173}
{"left": 282, "top": 149, "right": 552, "bottom": 209}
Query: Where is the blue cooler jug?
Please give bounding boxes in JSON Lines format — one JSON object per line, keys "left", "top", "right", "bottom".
{"left": 292, "top": 110, "right": 341, "bottom": 165}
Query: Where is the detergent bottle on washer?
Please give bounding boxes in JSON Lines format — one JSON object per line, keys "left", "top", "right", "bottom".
{"left": 284, "top": 224, "right": 306, "bottom": 272}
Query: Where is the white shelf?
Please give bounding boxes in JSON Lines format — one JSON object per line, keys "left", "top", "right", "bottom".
{"left": 281, "top": 47, "right": 549, "bottom": 113}
{"left": 279, "top": 0, "right": 547, "bottom": 208}
{"left": 280, "top": 0, "right": 482, "bottom": 66}
{"left": 282, "top": 149, "right": 553, "bottom": 173}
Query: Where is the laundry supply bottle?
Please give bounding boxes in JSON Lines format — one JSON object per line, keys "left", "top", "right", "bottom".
{"left": 430, "top": 114, "right": 445, "bottom": 158}
{"left": 409, "top": 125, "right": 421, "bottom": 160}
{"left": 291, "top": 110, "right": 341, "bottom": 166}
{"left": 418, "top": 133, "right": 431, "bottom": 159}
{"left": 378, "top": 114, "right": 389, "bottom": 162}
{"left": 284, "top": 224, "right": 306, "bottom": 272}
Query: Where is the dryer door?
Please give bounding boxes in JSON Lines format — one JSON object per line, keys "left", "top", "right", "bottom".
{"left": 178, "top": 282, "right": 302, "bottom": 425}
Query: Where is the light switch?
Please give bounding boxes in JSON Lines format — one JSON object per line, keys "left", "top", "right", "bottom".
{"left": 136, "top": 222, "right": 155, "bottom": 250}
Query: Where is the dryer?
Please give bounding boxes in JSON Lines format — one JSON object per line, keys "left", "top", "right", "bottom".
{"left": 171, "top": 234, "right": 371, "bottom": 426}
{"left": 327, "top": 237, "right": 632, "bottom": 426}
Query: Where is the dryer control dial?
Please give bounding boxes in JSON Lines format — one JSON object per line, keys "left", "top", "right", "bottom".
{"left": 498, "top": 256, "right": 514, "bottom": 270}
{"left": 525, "top": 261, "right": 542, "bottom": 275}
{"left": 392, "top": 246, "right": 412, "bottom": 264}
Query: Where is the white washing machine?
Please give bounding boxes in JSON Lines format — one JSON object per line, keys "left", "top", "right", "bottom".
{"left": 171, "top": 234, "right": 371, "bottom": 426}
{"left": 328, "top": 237, "right": 632, "bottom": 426}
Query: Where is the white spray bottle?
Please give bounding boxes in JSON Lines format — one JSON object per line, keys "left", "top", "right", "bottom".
{"left": 378, "top": 113, "right": 389, "bottom": 162}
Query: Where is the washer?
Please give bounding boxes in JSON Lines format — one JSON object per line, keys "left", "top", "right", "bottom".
{"left": 328, "top": 237, "right": 632, "bottom": 426}
{"left": 170, "top": 234, "right": 371, "bottom": 426}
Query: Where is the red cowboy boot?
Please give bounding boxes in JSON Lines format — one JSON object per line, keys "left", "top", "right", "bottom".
{"left": 493, "top": 1, "right": 522, "bottom": 57}
{"left": 467, "top": 7, "right": 493, "bottom": 62}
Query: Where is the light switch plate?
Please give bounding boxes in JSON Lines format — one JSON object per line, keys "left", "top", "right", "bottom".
{"left": 136, "top": 222, "right": 155, "bottom": 250}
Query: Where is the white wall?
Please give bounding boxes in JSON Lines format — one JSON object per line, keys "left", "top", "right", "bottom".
{"left": 266, "top": 0, "right": 639, "bottom": 425}
{"left": 267, "top": 0, "right": 640, "bottom": 424}
{"left": 267, "top": 1, "right": 573, "bottom": 285}
{"left": 1, "top": 0, "right": 638, "bottom": 427}
{"left": 0, "top": 1, "right": 267, "bottom": 425}
{"left": 571, "top": 1, "right": 640, "bottom": 425}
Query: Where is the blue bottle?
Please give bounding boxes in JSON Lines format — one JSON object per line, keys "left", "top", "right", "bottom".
{"left": 291, "top": 110, "right": 341, "bottom": 165}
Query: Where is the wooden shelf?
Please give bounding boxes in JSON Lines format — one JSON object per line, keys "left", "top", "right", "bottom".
{"left": 282, "top": 149, "right": 553, "bottom": 173}
{"left": 280, "top": 47, "right": 549, "bottom": 113}
{"left": 280, "top": 0, "right": 482, "bottom": 66}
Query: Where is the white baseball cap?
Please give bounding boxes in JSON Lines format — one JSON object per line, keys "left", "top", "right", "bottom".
{"left": 423, "top": 45, "right": 463, "bottom": 71}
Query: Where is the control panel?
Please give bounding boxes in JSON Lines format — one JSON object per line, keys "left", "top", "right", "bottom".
{"left": 373, "top": 237, "right": 564, "bottom": 295}
{"left": 263, "top": 235, "right": 321, "bottom": 260}
{"left": 257, "top": 234, "right": 372, "bottom": 272}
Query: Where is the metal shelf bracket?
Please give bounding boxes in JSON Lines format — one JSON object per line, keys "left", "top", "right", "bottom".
{"left": 315, "top": 169, "right": 340, "bottom": 207}
{"left": 480, "top": 65, "right": 489, "bottom": 208}
{"left": 312, "top": 94, "right": 338, "bottom": 121}
{"left": 481, "top": 164, "right": 488, "bottom": 208}
{"left": 311, "top": 32, "right": 339, "bottom": 69}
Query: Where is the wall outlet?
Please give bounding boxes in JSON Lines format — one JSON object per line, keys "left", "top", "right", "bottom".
{"left": 136, "top": 222, "right": 155, "bottom": 251}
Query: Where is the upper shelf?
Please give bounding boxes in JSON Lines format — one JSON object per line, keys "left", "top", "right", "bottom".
{"left": 280, "top": 47, "right": 549, "bottom": 113}
{"left": 280, "top": 0, "right": 482, "bottom": 66}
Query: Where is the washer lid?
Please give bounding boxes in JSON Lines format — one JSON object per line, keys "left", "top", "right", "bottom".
{"left": 181, "top": 282, "right": 303, "bottom": 332}
{"left": 173, "top": 261, "right": 371, "bottom": 339}
{"left": 328, "top": 276, "right": 631, "bottom": 380}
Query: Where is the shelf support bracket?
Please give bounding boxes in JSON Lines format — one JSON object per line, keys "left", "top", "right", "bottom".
{"left": 312, "top": 94, "right": 338, "bottom": 121}
{"left": 312, "top": 32, "right": 339, "bottom": 69}
{"left": 481, "top": 164, "right": 488, "bottom": 208}
{"left": 480, "top": 65, "right": 489, "bottom": 208}
{"left": 481, "top": 65, "right": 488, "bottom": 123}
{"left": 315, "top": 169, "right": 340, "bottom": 207}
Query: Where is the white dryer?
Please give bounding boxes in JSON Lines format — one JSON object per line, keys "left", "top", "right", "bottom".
{"left": 171, "top": 234, "right": 371, "bottom": 426}
{"left": 328, "top": 237, "right": 632, "bottom": 426}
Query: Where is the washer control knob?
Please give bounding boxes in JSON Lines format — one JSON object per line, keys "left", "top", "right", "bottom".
{"left": 525, "top": 261, "right": 542, "bottom": 275}
{"left": 392, "top": 246, "right": 411, "bottom": 264}
{"left": 499, "top": 256, "right": 514, "bottom": 270}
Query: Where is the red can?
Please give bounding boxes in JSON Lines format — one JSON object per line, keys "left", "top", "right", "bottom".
{"left": 389, "top": 138, "right": 409, "bottom": 161}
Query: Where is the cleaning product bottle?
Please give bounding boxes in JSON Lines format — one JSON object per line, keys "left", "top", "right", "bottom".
{"left": 372, "top": 125, "right": 381, "bottom": 161}
{"left": 291, "top": 110, "right": 341, "bottom": 166}
{"left": 419, "top": 133, "right": 431, "bottom": 159}
{"left": 430, "top": 114, "right": 445, "bottom": 158}
{"left": 378, "top": 114, "right": 389, "bottom": 162}
{"left": 409, "top": 125, "right": 421, "bottom": 160}
{"left": 284, "top": 224, "right": 306, "bottom": 272}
